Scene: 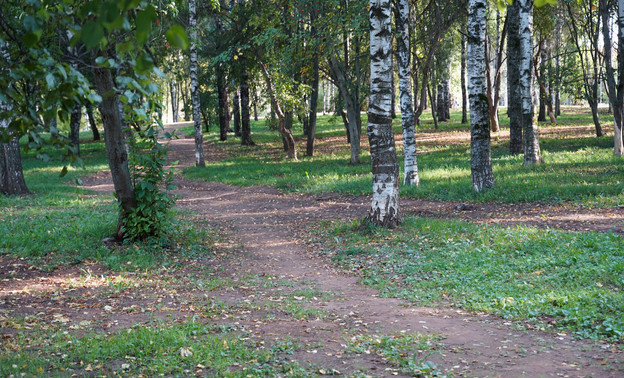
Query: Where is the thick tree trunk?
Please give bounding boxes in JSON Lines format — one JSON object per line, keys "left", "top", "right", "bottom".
{"left": 393, "top": 0, "right": 419, "bottom": 185}
{"left": 367, "top": 0, "right": 400, "bottom": 227}
{"left": 307, "top": 42, "right": 320, "bottom": 156}
{"left": 69, "top": 105, "right": 81, "bottom": 156}
{"left": 507, "top": 1, "right": 523, "bottom": 154}
{"left": 169, "top": 79, "right": 179, "bottom": 123}
{"left": 0, "top": 97, "right": 29, "bottom": 196}
{"left": 93, "top": 63, "right": 136, "bottom": 238}
{"left": 86, "top": 103, "right": 100, "bottom": 141}
{"left": 519, "top": 0, "right": 542, "bottom": 165}
{"left": 468, "top": 0, "right": 495, "bottom": 192}
{"left": 240, "top": 62, "right": 255, "bottom": 146}
{"left": 189, "top": 0, "right": 205, "bottom": 167}
{"left": 259, "top": 62, "right": 297, "bottom": 159}
{"left": 233, "top": 89, "right": 241, "bottom": 137}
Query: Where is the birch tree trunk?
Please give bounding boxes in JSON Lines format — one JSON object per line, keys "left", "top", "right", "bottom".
{"left": 393, "top": 0, "right": 419, "bottom": 186}
{"left": 518, "top": 0, "right": 542, "bottom": 165}
{"left": 507, "top": 1, "right": 523, "bottom": 154}
{"left": 468, "top": 0, "right": 495, "bottom": 192}
{"left": 367, "top": 0, "right": 400, "bottom": 227}
{"left": 189, "top": 0, "right": 205, "bottom": 167}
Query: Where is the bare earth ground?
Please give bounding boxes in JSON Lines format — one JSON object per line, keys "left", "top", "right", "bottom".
{"left": 1, "top": 125, "right": 623, "bottom": 376}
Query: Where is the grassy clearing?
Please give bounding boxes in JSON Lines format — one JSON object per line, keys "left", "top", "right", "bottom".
{"left": 0, "top": 133, "right": 215, "bottom": 271}
{"left": 184, "top": 107, "right": 622, "bottom": 207}
{"left": 0, "top": 320, "right": 308, "bottom": 376}
{"left": 314, "top": 217, "right": 624, "bottom": 342}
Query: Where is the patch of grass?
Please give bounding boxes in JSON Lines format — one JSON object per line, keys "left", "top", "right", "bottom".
{"left": 316, "top": 217, "right": 624, "bottom": 342}
{"left": 0, "top": 320, "right": 309, "bottom": 376}
{"left": 1, "top": 135, "right": 217, "bottom": 271}
{"left": 184, "top": 107, "right": 622, "bottom": 207}
{"left": 345, "top": 332, "right": 442, "bottom": 376}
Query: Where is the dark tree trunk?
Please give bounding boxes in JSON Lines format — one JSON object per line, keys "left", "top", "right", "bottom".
{"left": 0, "top": 101, "right": 29, "bottom": 195}
{"left": 259, "top": 62, "right": 297, "bottom": 159}
{"left": 240, "top": 61, "right": 255, "bottom": 146}
{"left": 538, "top": 44, "right": 547, "bottom": 122}
{"left": 69, "top": 104, "right": 81, "bottom": 156}
{"left": 461, "top": 31, "right": 468, "bottom": 124}
{"left": 233, "top": 89, "right": 241, "bottom": 137}
{"left": 93, "top": 62, "right": 136, "bottom": 239}
{"left": 86, "top": 103, "right": 100, "bottom": 141}
{"left": 169, "top": 79, "right": 179, "bottom": 123}
{"left": 601, "top": 0, "right": 624, "bottom": 155}
{"left": 217, "top": 69, "right": 229, "bottom": 141}
{"left": 329, "top": 53, "right": 361, "bottom": 164}
{"left": 507, "top": 1, "right": 523, "bottom": 154}
{"left": 307, "top": 41, "right": 320, "bottom": 156}
{"left": 391, "top": 55, "right": 396, "bottom": 119}
{"left": 429, "top": 83, "right": 439, "bottom": 129}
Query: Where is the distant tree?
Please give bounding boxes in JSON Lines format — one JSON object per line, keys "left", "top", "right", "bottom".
{"left": 189, "top": 0, "right": 206, "bottom": 167}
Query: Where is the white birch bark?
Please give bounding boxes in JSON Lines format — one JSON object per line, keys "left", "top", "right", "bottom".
{"left": 189, "top": 0, "right": 205, "bottom": 167}
{"left": 367, "top": 0, "right": 400, "bottom": 227}
{"left": 467, "top": 0, "right": 495, "bottom": 192}
{"left": 518, "top": 0, "right": 542, "bottom": 165}
{"left": 393, "top": 0, "right": 419, "bottom": 185}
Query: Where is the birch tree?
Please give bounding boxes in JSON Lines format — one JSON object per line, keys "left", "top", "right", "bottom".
{"left": 189, "top": 0, "right": 206, "bottom": 167}
{"left": 467, "top": 0, "right": 495, "bottom": 192}
{"left": 392, "top": 0, "right": 419, "bottom": 185}
{"left": 367, "top": 0, "right": 400, "bottom": 227}
{"left": 518, "top": 0, "right": 543, "bottom": 165}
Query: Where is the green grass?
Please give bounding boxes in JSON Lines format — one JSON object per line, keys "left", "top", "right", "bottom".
{"left": 1, "top": 133, "right": 216, "bottom": 271}
{"left": 0, "top": 320, "right": 309, "bottom": 376}
{"left": 316, "top": 217, "right": 624, "bottom": 342}
{"left": 184, "top": 107, "right": 623, "bottom": 207}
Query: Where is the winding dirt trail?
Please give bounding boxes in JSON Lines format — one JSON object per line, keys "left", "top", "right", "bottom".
{"left": 80, "top": 128, "right": 623, "bottom": 376}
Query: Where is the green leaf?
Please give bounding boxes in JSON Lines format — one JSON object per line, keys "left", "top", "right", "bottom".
{"left": 45, "top": 73, "right": 56, "bottom": 89}
{"left": 165, "top": 25, "right": 189, "bottom": 50}
{"left": 535, "top": 0, "right": 556, "bottom": 7}
{"left": 81, "top": 21, "right": 104, "bottom": 48}
{"left": 22, "top": 32, "right": 41, "bottom": 47}
{"left": 118, "top": 0, "right": 142, "bottom": 11}
{"left": 135, "top": 6, "right": 156, "bottom": 45}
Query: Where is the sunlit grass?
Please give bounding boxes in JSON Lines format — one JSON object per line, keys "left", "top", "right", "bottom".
{"left": 184, "top": 107, "right": 622, "bottom": 207}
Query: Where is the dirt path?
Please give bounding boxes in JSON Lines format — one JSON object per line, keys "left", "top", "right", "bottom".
{"left": 75, "top": 128, "right": 624, "bottom": 376}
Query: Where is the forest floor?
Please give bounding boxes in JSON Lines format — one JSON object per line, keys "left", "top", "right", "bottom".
{"left": 2, "top": 125, "right": 623, "bottom": 376}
